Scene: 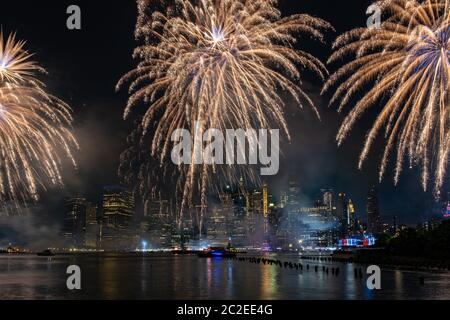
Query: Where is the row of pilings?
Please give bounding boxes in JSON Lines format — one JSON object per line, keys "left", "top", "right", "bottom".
{"left": 224, "top": 256, "right": 351, "bottom": 277}
{"left": 222, "top": 255, "right": 430, "bottom": 284}
{"left": 300, "top": 255, "right": 450, "bottom": 272}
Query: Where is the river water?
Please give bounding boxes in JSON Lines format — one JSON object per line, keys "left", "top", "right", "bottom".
{"left": 0, "top": 253, "right": 449, "bottom": 300}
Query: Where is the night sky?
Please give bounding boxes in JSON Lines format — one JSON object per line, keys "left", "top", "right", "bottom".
{"left": 0, "top": 0, "right": 447, "bottom": 245}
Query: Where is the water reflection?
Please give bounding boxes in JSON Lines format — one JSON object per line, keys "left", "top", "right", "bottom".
{"left": 99, "top": 256, "right": 120, "bottom": 299}
{"left": 0, "top": 254, "right": 449, "bottom": 300}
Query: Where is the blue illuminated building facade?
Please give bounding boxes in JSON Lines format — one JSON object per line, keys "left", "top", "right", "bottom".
{"left": 338, "top": 235, "right": 376, "bottom": 248}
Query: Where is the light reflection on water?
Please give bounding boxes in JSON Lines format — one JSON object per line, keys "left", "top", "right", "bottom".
{"left": 0, "top": 253, "right": 449, "bottom": 300}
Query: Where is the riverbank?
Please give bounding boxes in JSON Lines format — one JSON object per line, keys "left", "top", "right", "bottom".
{"left": 328, "top": 249, "right": 450, "bottom": 272}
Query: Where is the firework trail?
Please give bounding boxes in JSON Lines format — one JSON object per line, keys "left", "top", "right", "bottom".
{"left": 323, "top": 0, "right": 450, "bottom": 196}
{"left": 118, "top": 0, "right": 331, "bottom": 222}
{"left": 0, "top": 32, "right": 78, "bottom": 213}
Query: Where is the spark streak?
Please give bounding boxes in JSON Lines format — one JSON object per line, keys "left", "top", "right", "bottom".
{"left": 323, "top": 0, "right": 450, "bottom": 196}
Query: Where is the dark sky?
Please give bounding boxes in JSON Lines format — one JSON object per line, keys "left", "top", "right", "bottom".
{"left": 0, "top": 0, "right": 446, "bottom": 237}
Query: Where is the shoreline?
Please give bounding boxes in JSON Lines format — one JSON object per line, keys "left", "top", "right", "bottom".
{"left": 2, "top": 251, "right": 450, "bottom": 275}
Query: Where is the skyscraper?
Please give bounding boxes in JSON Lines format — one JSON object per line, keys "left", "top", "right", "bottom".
{"left": 347, "top": 199, "right": 356, "bottom": 235}
{"left": 288, "top": 180, "right": 301, "bottom": 206}
{"left": 286, "top": 180, "right": 301, "bottom": 229}
{"left": 100, "top": 186, "right": 136, "bottom": 250}
{"left": 262, "top": 182, "right": 269, "bottom": 218}
{"left": 279, "top": 191, "right": 288, "bottom": 208}
{"left": 64, "top": 197, "right": 87, "bottom": 247}
{"left": 145, "top": 191, "right": 173, "bottom": 248}
{"left": 102, "top": 185, "right": 135, "bottom": 229}
{"left": 321, "top": 188, "right": 333, "bottom": 210}
{"left": 252, "top": 190, "right": 263, "bottom": 214}
{"left": 336, "top": 193, "right": 347, "bottom": 220}
{"left": 229, "top": 185, "right": 247, "bottom": 246}
{"left": 207, "top": 192, "right": 232, "bottom": 243}
{"left": 367, "top": 186, "right": 382, "bottom": 234}
{"left": 85, "top": 202, "right": 99, "bottom": 248}
{"left": 336, "top": 193, "right": 348, "bottom": 236}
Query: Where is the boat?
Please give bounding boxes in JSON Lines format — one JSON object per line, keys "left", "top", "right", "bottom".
{"left": 197, "top": 246, "right": 237, "bottom": 258}
{"left": 37, "top": 249, "right": 55, "bottom": 257}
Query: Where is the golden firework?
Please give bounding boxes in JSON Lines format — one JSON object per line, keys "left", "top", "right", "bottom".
{"left": 119, "top": 0, "right": 331, "bottom": 221}
{"left": 0, "top": 32, "right": 78, "bottom": 212}
{"left": 323, "top": 0, "right": 450, "bottom": 196}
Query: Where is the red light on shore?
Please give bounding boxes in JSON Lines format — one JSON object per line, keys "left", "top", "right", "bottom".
{"left": 363, "top": 238, "right": 369, "bottom": 247}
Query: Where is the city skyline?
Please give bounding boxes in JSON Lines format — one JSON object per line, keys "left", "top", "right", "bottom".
{"left": 0, "top": 0, "right": 449, "bottom": 305}
{"left": 27, "top": 179, "right": 445, "bottom": 252}
{"left": 0, "top": 1, "right": 445, "bottom": 225}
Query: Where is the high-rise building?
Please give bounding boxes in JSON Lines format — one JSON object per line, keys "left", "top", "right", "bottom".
{"left": 286, "top": 180, "right": 301, "bottom": 242}
{"left": 85, "top": 202, "right": 99, "bottom": 248}
{"left": 263, "top": 182, "right": 269, "bottom": 218}
{"left": 229, "top": 186, "right": 247, "bottom": 246}
{"left": 321, "top": 188, "right": 333, "bottom": 210}
{"left": 145, "top": 191, "right": 173, "bottom": 248}
{"left": 367, "top": 186, "right": 382, "bottom": 234}
{"left": 392, "top": 216, "right": 398, "bottom": 235}
{"left": 99, "top": 186, "right": 136, "bottom": 250}
{"left": 207, "top": 192, "right": 232, "bottom": 243}
{"left": 102, "top": 185, "right": 135, "bottom": 229}
{"left": 231, "top": 188, "right": 246, "bottom": 218}
{"left": 347, "top": 199, "right": 356, "bottom": 235}
{"left": 64, "top": 197, "right": 87, "bottom": 247}
{"left": 336, "top": 193, "right": 347, "bottom": 220}
{"left": 336, "top": 193, "right": 348, "bottom": 236}
{"left": 279, "top": 191, "right": 288, "bottom": 208}
{"left": 251, "top": 190, "right": 263, "bottom": 214}
{"left": 86, "top": 202, "right": 97, "bottom": 224}
{"left": 288, "top": 180, "right": 301, "bottom": 206}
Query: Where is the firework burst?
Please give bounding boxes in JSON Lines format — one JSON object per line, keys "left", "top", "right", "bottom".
{"left": 0, "top": 32, "right": 78, "bottom": 212}
{"left": 118, "top": 0, "right": 331, "bottom": 221}
{"left": 323, "top": 0, "right": 450, "bottom": 196}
